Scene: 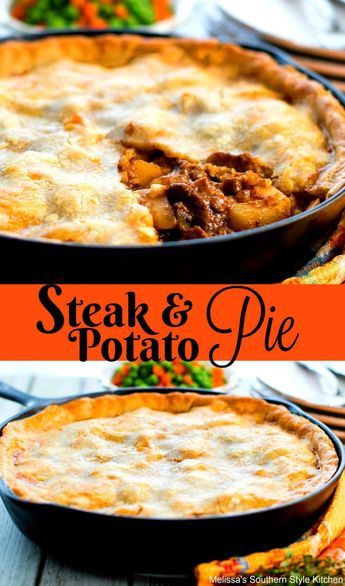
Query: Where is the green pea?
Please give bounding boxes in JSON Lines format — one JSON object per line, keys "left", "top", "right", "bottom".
{"left": 51, "top": 0, "right": 65, "bottom": 7}
{"left": 63, "top": 5, "right": 80, "bottom": 21}
{"left": 182, "top": 360, "right": 192, "bottom": 370}
{"left": 124, "top": 15, "right": 140, "bottom": 27}
{"left": 108, "top": 17, "right": 123, "bottom": 28}
{"left": 47, "top": 14, "right": 68, "bottom": 28}
{"left": 124, "top": 0, "right": 155, "bottom": 25}
{"left": 100, "top": 6, "right": 115, "bottom": 18}
{"left": 147, "top": 374, "right": 159, "bottom": 386}
{"left": 36, "top": 0, "right": 50, "bottom": 9}
{"left": 138, "top": 366, "right": 150, "bottom": 379}
{"left": 161, "top": 361, "right": 173, "bottom": 372}
{"left": 26, "top": 6, "right": 43, "bottom": 24}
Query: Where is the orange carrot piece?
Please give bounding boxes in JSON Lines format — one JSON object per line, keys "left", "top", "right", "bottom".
{"left": 91, "top": 17, "right": 108, "bottom": 28}
{"left": 83, "top": 2, "right": 98, "bottom": 20}
{"left": 114, "top": 4, "right": 129, "bottom": 19}
{"left": 71, "top": 0, "right": 86, "bottom": 7}
{"left": 11, "top": 4, "right": 26, "bottom": 20}
{"left": 173, "top": 363, "right": 185, "bottom": 375}
{"left": 183, "top": 375, "right": 193, "bottom": 386}
{"left": 212, "top": 368, "right": 225, "bottom": 387}
{"left": 153, "top": 365, "right": 165, "bottom": 379}
{"left": 152, "top": 0, "right": 172, "bottom": 21}
{"left": 112, "top": 363, "right": 130, "bottom": 385}
{"left": 113, "top": 373, "right": 123, "bottom": 386}
{"left": 161, "top": 373, "right": 171, "bottom": 387}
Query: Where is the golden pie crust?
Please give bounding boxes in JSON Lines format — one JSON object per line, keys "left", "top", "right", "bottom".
{"left": 0, "top": 393, "right": 338, "bottom": 518}
{"left": 0, "top": 35, "right": 344, "bottom": 243}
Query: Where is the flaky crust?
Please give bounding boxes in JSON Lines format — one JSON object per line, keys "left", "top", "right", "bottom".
{"left": 0, "top": 34, "right": 343, "bottom": 197}
{"left": 0, "top": 393, "right": 338, "bottom": 516}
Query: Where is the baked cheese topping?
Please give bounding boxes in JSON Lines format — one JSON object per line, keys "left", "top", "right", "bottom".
{"left": 0, "top": 395, "right": 338, "bottom": 518}
{"left": 0, "top": 49, "right": 331, "bottom": 244}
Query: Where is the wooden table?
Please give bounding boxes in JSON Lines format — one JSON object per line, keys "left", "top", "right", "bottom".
{"left": 0, "top": 367, "right": 192, "bottom": 586}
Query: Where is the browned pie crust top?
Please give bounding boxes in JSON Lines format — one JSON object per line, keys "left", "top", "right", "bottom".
{"left": 0, "top": 393, "right": 338, "bottom": 518}
{"left": 0, "top": 36, "right": 344, "bottom": 243}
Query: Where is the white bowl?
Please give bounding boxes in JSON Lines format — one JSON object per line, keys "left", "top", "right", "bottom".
{"left": 100, "top": 361, "right": 238, "bottom": 394}
{"left": 0, "top": 0, "right": 197, "bottom": 35}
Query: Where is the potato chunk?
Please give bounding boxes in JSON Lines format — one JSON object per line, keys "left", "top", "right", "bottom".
{"left": 228, "top": 184, "right": 292, "bottom": 231}
{"left": 132, "top": 160, "right": 163, "bottom": 188}
{"left": 151, "top": 196, "right": 176, "bottom": 230}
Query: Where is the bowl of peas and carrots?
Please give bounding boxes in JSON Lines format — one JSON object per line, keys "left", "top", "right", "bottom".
{"left": 4, "top": 0, "right": 193, "bottom": 33}
{"left": 102, "top": 360, "right": 236, "bottom": 393}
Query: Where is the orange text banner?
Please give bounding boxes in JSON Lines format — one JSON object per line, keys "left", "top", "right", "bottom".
{"left": 0, "top": 284, "right": 342, "bottom": 363}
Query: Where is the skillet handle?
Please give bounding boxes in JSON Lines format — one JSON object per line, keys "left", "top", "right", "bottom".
{"left": 0, "top": 381, "right": 41, "bottom": 407}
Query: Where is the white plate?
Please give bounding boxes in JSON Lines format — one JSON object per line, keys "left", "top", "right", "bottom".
{"left": 254, "top": 361, "right": 343, "bottom": 407}
{"left": 322, "top": 362, "right": 345, "bottom": 377}
{"left": 0, "top": 0, "right": 196, "bottom": 35}
{"left": 101, "top": 361, "right": 238, "bottom": 393}
{"left": 215, "top": 0, "right": 345, "bottom": 50}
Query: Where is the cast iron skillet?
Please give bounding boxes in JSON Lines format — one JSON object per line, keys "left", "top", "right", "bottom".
{"left": 0, "top": 382, "right": 344, "bottom": 576}
{"left": 0, "top": 30, "right": 344, "bottom": 283}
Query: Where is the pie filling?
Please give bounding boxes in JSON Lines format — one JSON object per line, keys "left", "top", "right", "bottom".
{"left": 0, "top": 36, "right": 343, "bottom": 245}
{"left": 0, "top": 394, "right": 338, "bottom": 518}
{"left": 119, "top": 148, "right": 306, "bottom": 240}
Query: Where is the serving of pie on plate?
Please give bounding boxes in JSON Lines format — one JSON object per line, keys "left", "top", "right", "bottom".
{"left": 0, "top": 393, "right": 338, "bottom": 517}
{"left": 0, "top": 35, "right": 344, "bottom": 246}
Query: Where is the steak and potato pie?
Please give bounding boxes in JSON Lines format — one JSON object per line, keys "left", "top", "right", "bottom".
{"left": 0, "top": 36, "right": 344, "bottom": 244}
{"left": 0, "top": 394, "right": 338, "bottom": 517}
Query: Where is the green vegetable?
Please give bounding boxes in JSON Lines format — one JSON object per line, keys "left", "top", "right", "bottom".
{"left": 108, "top": 17, "right": 123, "bottom": 28}
{"left": 124, "top": 0, "right": 155, "bottom": 25}
{"left": 14, "top": 0, "right": 169, "bottom": 29}
{"left": 48, "top": 17, "right": 68, "bottom": 28}
{"left": 136, "top": 381, "right": 147, "bottom": 387}
{"left": 35, "top": 0, "right": 50, "bottom": 9}
{"left": 100, "top": 6, "right": 115, "bottom": 19}
{"left": 113, "top": 360, "right": 225, "bottom": 389}
{"left": 63, "top": 5, "right": 80, "bottom": 21}
{"left": 26, "top": 6, "right": 44, "bottom": 24}
{"left": 147, "top": 374, "right": 159, "bottom": 386}
{"left": 51, "top": 0, "right": 65, "bottom": 8}
{"left": 161, "top": 361, "right": 174, "bottom": 372}
{"left": 254, "top": 555, "right": 345, "bottom": 582}
{"left": 124, "top": 15, "right": 140, "bottom": 27}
